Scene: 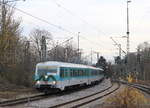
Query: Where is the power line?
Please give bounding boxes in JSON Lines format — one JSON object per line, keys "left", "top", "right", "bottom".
{"left": 80, "top": 36, "right": 103, "bottom": 47}
{"left": 8, "top": 2, "right": 103, "bottom": 47}
{"left": 5, "top": 2, "right": 114, "bottom": 55}
{"left": 4, "top": 3, "right": 77, "bottom": 36}
{"left": 11, "top": 4, "right": 106, "bottom": 49}
{"left": 50, "top": 0, "right": 108, "bottom": 37}
{"left": 8, "top": 2, "right": 109, "bottom": 47}
{"left": 50, "top": 0, "right": 113, "bottom": 49}
{"left": 110, "top": 37, "right": 126, "bottom": 56}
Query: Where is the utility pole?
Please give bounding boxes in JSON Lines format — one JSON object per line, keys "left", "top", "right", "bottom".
{"left": 126, "top": 0, "right": 131, "bottom": 74}
{"left": 118, "top": 44, "right": 121, "bottom": 59}
{"left": 64, "top": 37, "right": 73, "bottom": 62}
{"left": 126, "top": 0, "right": 131, "bottom": 55}
{"left": 96, "top": 52, "right": 99, "bottom": 62}
{"left": 54, "top": 41, "right": 58, "bottom": 61}
{"left": 41, "top": 36, "right": 47, "bottom": 62}
{"left": 91, "top": 48, "right": 93, "bottom": 65}
{"left": 93, "top": 51, "right": 100, "bottom": 62}
{"left": 78, "top": 32, "right": 80, "bottom": 63}
{"left": 78, "top": 32, "right": 80, "bottom": 52}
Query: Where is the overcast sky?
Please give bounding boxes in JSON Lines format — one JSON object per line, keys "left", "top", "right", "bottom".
{"left": 14, "top": 0, "right": 150, "bottom": 63}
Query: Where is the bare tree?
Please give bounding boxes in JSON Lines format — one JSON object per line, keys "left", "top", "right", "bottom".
{"left": 29, "top": 28, "right": 52, "bottom": 62}
{"left": 0, "top": 2, "right": 21, "bottom": 73}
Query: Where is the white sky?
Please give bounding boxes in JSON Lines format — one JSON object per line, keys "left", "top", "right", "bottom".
{"left": 14, "top": 0, "right": 150, "bottom": 63}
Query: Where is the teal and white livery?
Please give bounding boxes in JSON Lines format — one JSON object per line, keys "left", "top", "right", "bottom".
{"left": 35, "top": 61, "right": 104, "bottom": 92}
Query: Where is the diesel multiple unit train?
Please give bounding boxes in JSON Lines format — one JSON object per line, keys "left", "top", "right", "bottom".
{"left": 35, "top": 61, "right": 104, "bottom": 92}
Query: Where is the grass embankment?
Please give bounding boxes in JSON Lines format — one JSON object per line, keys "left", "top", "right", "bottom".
{"left": 97, "top": 87, "right": 149, "bottom": 108}
{"left": 0, "top": 88, "right": 37, "bottom": 99}
{"left": 0, "top": 79, "right": 37, "bottom": 99}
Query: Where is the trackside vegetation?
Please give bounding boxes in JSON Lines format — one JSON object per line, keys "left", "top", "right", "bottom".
{"left": 105, "top": 87, "right": 148, "bottom": 108}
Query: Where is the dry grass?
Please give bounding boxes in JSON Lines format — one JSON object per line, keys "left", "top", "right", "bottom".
{"left": 0, "top": 88, "right": 38, "bottom": 99}
{"left": 96, "top": 87, "right": 149, "bottom": 108}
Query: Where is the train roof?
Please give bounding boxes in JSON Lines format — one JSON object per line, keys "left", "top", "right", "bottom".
{"left": 36, "top": 61, "right": 103, "bottom": 71}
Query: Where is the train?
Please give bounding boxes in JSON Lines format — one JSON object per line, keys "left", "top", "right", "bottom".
{"left": 34, "top": 61, "right": 104, "bottom": 92}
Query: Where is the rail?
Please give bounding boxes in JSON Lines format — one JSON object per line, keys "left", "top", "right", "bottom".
{"left": 48, "top": 83, "right": 120, "bottom": 108}
{"left": 118, "top": 80, "right": 150, "bottom": 94}
{"left": 0, "top": 93, "right": 46, "bottom": 107}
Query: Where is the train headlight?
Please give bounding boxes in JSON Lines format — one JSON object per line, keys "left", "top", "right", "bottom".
{"left": 52, "top": 81, "right": 56, "bottom": 85}
{"left": 36, "top": 81, "right": 40, "bottom": 84}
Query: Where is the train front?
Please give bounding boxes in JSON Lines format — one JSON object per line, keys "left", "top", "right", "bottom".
{"left": 34, "top": 64, "right": 58, "bottom": 92}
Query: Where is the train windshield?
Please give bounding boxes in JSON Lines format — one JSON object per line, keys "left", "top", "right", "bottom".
{"left": 37, "top": 66, "right": 57, "bottom": 75}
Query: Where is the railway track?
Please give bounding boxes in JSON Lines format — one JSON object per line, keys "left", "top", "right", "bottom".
{"left": 118, "top": 81, "right": 150, "bottom": 94}
{"left": 48, "top": 83, "right": 120, "bottom": 108}
{"left": 0, "top": 80, "right": 110, "bottom": 107}
{"left": 0, "top": 93, "right": 47, "bottom": 107}
{"left": 128, "top": 83, "right": 150, "bottom": 94}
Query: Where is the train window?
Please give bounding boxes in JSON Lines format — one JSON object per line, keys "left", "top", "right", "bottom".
{"left": 76, "top": 70, "right": 78, "bottom": 76}
{"left": 37, "top": 67, "right": 57, "bottom": 75}
{"left": 75, "top": 69, "right": 77, "bottom": 77}
{"left": 82, "top": 70, "right": 84, "bottom": 76}
{"left": 47, "top": 68, "right": 57, "bottom": 73}
{"left": 79, "top": 70, "right": 80, "bottom": 75}
{"left": 84, "top": 70, "right": 86, "bottom": 76}
{"left": 60, "top": 68, "right": 65, "bottom": 78}
{"left": 83, "top": 70, "right": 85, "bottom": 76}
{"left": 73, "top": 69, "right": 75, "bottom": 77}
{"left": 99, "top": 70, "right": 101, "bottom": 75}
{"left": 87, "top": 70, "right": 88, "bottom": 76}
{"left": 81, "top": 70, "right": 83, "bottom": 76}
{"left": 85, "top": 70, "right": 87, "bottom": 76}
{"left": 70, "top": 69, "right": 73, "bottom": 77}
{"left": 79, "top": 70, "right": 81, "bottom": 76}
{"left": 97, "top": 70, "right": 98, "bottom": 75}
{"left": 91, "top": 70, "right": 93, "bottom": 76}
{"left": 65, "top": 69, "right": 68, "bottom": 77}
